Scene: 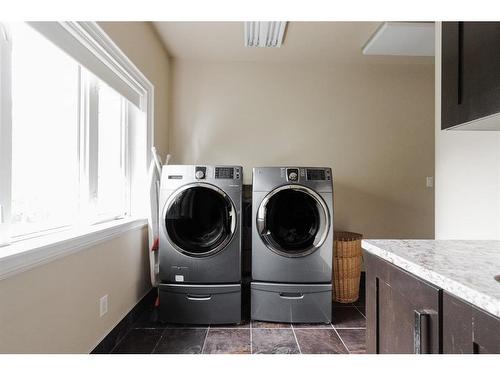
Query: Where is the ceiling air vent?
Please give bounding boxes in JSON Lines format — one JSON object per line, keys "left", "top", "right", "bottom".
{"left": 244, "top": 22, "right": 287, "bottom": 48}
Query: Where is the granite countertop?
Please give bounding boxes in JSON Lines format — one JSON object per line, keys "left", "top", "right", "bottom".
{"left": 362, "top": 240, "right": 500, "bottom": 318}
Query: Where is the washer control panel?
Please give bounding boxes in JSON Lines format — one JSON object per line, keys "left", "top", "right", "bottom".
{"left": 193, "top": 166, "right": 241, "bottom": 180}
{"left": 215, "top": 166, "right": 239, "bottom": 179}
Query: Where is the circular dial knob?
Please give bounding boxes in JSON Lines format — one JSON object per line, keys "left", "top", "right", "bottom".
{"left": 288, "top": 172, "right": 298, "bottom": 181}
{"left": 195, "top": 170, "right": 205, "bottom": 179}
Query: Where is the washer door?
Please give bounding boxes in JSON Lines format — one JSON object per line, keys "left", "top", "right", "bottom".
{"left": 257, "top": 185, "right": 330, "bottom": 257}
{"left": 164, "top": 183, "right": 237, "bottom": 257}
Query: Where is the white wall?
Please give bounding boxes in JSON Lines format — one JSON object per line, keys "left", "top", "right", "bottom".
{"left": 170, "top": 60, "right": 435, "bottom": 239}
{"left": 435, "top": 23, "right": 500, "bottom": 240}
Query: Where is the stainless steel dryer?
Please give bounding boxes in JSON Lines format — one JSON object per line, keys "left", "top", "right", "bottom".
{"left": 158, "top": 165, "right": 242, "bottom": 324}
{"left": 251, "top": 167, "right": 333, "bottom": 323}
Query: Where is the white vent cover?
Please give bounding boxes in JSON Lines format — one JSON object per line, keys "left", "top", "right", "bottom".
{"left": 244, "top": 22, "right": 287, "bottom": 48}
{"left": 362, "top": 22, "right": 435, "bottom": 56}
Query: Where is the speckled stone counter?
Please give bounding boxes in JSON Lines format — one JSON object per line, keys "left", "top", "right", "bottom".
{"left": 362, "top": 240, "right": 500, "bottom": 318}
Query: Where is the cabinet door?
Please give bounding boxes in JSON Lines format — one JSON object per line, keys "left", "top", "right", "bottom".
{"left": 473, "top": 308, "right": 500, "bottom": 354}
{"left": 442, "top": 292, "right": 473, "bottom": 353}
{"left": 443, "top": 292, "right": 500, "bottom": 354}
{"left": 365, "top": 252, "right": 441, "bottom": 354}
{"left": 442, "top": 22, "right": 500, "bottom": 129}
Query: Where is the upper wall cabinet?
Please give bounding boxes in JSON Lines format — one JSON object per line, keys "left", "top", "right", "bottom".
{"left": 442, "top": 22, "right": 500, "bottom": 130}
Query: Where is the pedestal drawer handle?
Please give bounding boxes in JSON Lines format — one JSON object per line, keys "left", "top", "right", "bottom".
{"left": 186, "top": 294, "right": 212, "bottom": 301}
{"left": 279, "top": 292, "right": 304, "bottom": 300}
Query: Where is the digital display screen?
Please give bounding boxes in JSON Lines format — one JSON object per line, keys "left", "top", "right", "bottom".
{"left": 215, "top": 167, "right": 234, "bottom": 179}
{"left": 306, "top": 169, "right": 326, "bottom": 180}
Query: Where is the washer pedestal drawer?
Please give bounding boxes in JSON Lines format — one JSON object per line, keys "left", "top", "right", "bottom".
{"left": 159, "top": 283, "right": 241, "bottom": 325}
{"left": 251, "top": 282, "right": 332, "bottom": 323}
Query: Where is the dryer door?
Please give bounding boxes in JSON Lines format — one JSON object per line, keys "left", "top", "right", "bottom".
{"left": 164, "top": 183, "right": 237, "bottom": 257}
{"left": 257, "top": 185, "right": 330, "bottom": 257}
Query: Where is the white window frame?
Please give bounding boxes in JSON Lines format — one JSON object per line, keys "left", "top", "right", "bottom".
{"left": 0, "top": 22, "right": 154, "bottom": 281}
{"left": 82, "top": 72, "right": 131, "bottom": 224}
{"left": 0, "top": 24, "right": 12, "bottom": 247}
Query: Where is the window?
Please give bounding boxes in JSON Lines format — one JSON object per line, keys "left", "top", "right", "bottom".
{"left": 96, "top": 80, "right": 129, "bottom": 219}
{"left": 10, "top": 22, "right": 80, "bottom": 237}
{"left": 0, "top": 22, "right": 151, "bottom": 247}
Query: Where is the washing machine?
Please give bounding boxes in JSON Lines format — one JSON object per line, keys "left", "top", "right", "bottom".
{"left": 158, "top": 165, "right": 242, "bottom": 324}
{"left": 251, "top": 167, "right": 333, "bottom": 323}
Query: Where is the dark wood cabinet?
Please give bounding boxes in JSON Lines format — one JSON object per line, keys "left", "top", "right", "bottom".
{"left": 442, "top": 22, "right": 500, "bottom": 130}
{"left": 365, "top": 251, "right": 500, "bottom": 354}
{"left": 443, "top": 291, "right": 500, "bottom": 354}
{"left": 365, "top": 252, "right": 440, "bottom": 354}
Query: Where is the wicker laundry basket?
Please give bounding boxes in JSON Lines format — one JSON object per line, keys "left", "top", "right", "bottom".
{"left": 333, "top": 231, "right": 363, "bottom": 303}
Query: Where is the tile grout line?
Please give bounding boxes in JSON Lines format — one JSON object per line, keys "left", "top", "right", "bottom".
{"left": 250, "top": 320, "right": 253, "bottom": 354}
{"left": 331, "top": 321, "right": 350, "bottom": 353}
{"left": 332, "top": 325, "right": 350, "bottom": 354}
{"left": 195, "top": 327, "right": 251, "bottom": 329}
{"left": 250, "top": 327, "right": 311, "bottom": 329}
{"left": 201, "top": 325, "right": 210, "bottom": 354}
{"left": 150, "top": 328, "right": 166, "bottom": 354}
{"left": 143, "top": 326, "right": 345, "bottom": 330}
{"left": 141, "top": 325, "right": 342, "bottom": 330}
{"left": 109, "top": 325, "right": 144, "bottom": 353}
{"left": 353, "top": 304, "right": 366, "bottom": 319}
{"left": 290, "top": 325, "right": 302, "bottom": 354}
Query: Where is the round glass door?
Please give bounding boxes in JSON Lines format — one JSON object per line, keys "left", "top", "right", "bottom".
{"left": 257, "top": 185, "right": 330, "bottom": 257}
{"left": 165, "top": 184, "right": 236, "bottom": 257}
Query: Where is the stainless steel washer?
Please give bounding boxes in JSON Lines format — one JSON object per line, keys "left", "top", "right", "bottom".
{"left": 251, "top": 167, "right": 333, "bottom": 323}
{"left": 158, "top": 165, "right": 242, "bottom": 324}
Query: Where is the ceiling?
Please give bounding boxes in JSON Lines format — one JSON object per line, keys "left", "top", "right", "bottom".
{"left": 153, "top": 21, "right": 434, "bottom": 64}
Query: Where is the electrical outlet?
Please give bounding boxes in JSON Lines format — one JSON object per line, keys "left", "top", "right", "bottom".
{"left": 99, "top": 295, "right": 108, "bottom": 317}
{"left": 426, "top": 176, "right": 434, "bottom": 188}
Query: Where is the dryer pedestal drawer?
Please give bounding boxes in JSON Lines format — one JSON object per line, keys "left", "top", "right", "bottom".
{"left": 251, "top": 282, "right": 332, "bottom": 323}
{"left": 159, "top": 283, "right": 241, "bottom": 325}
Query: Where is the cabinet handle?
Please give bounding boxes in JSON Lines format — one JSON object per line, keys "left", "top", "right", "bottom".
{"left": 414, "top": 309, "right": 431, "bottom": 354}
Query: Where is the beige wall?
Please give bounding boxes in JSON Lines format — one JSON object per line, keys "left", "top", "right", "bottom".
{"left": 435, "top": 23, "right": 500, "bottom": 239}
{"left": 98, "top": 22, "right": 171, "bottom": 157}
{"left": 0, "top": 227, "right": 149, "bottom": 353}
{"left": 0, "top": 22, "right": 170, "bottom": 353}
{"left": 170, "top": 60, "right": 435, "bottom": 239}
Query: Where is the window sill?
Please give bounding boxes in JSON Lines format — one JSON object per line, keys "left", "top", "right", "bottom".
{"left": 0, "top": 217, "right": 148, "bottom": 281}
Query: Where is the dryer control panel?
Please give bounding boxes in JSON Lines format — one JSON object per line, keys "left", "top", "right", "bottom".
{"left": 198, "top": 166, "right": 241, "bottom": 180}
{"left": 281, "top": 167, "right": 331, "bottom": 182}
{"left": 254, "top": 167, "right": 333, "bottom": 192}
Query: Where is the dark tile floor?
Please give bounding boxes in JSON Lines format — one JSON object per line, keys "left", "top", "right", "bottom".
{"left": 107, "top": 299, "right": 366, "bottom": 354}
